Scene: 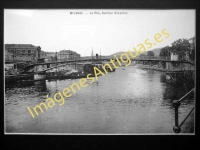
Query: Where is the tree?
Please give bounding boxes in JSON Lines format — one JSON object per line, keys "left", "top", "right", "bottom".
{"left": 139, "top": 53, "right": 146, "bottom": 56}
{"left": 170, "top": 39, "right": 190, "bottom": 60}
{"left": 147, "top": 51, "right": 154, "bottom": 56}
{"left": 138, "top": 53, "right": 146, "bottom": 58}
{"left": 159, "top": 46, "right": 170, "bottom": 57}
{"left": 189, "top": 42, "right": 195, "bottom": 61}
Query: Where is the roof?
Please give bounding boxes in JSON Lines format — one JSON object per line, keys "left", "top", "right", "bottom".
{"left": 58, "top": 50, "right": 71, "bottom": 53}
{"left": 5, "top": 61, "right": 15, "bottom": 64}
{"left": 5, "top": 44, "right": 38, "bottom": 48}
{"left": 45, "top": 52, "right": 55, "bottom": 54}
{"left": 188, "top": 37, "right": 195, "bottom": 41}
{"left": 58, "top": 50, "right": 79, "bottom": 55}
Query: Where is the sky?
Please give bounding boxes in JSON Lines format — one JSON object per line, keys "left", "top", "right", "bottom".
{"left": 4, "top": 9, "right": 195, "bottom": 56}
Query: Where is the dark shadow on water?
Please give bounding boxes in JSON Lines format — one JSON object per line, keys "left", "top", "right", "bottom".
{"left": 5, "top": 80, "right": 48, "bottom": 93}
{"left": 34, "top": 81, "right": 47, "bottom": 92}
{"left": 160, "top": 73, "right": 194, "bottom": 103}
{"left": 160, "top": 73, "right": 166, "bottom": 83}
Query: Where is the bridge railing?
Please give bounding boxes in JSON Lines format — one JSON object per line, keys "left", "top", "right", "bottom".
{"left": 172, "top": 88, "right": 195, "bottom": 133}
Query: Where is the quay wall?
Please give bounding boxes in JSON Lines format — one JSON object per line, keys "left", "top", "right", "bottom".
{"left": 135, "top": 61, "right": 194, "bottom": 72}
{"left": 166, "top": 62, "right": 194, "bottom": 71}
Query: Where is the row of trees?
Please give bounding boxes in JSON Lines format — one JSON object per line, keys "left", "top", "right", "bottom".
{"left": 147, "top": 51, "right": 155, "bottom": 56}
{"left": 159, "top": 38, "right": 195, "bottom": 61}
{"left": 139, "top": 38, "right": 195, "bottom": 61}
{"left": 138, "top": 51, "right": 155, "bottom": 57}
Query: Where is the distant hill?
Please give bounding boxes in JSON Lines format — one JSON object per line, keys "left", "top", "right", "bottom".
{"left": 109, "top": 47, "right": 164, "bottom": 57}
{"left": 143, "top": 47, "right": 163, "bottom": 56}
{"left": 108, "top": 51, "right": 127, "bottom": 57}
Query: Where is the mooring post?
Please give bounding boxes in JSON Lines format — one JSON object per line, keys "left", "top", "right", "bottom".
{"left": 173, "top": 100, "right": 181, "bottom": 133}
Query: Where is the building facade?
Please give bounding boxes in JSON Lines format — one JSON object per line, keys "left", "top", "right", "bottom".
{"left": 58, "top": 50, "right": 80, "bottom": 61}
{"left": 5, "top": 44, "right": 45, "bottom": 62}
{"left": 170, "top": 52, "right": 179, "bottom": 61}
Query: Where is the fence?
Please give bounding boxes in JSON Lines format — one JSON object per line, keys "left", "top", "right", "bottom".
{"left": 173, "top": 88, "right": 195, "bottom": 133}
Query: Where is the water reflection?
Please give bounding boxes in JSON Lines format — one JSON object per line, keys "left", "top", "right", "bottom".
{"left": 34, "top": 81, "right": 47, "bottom": 92}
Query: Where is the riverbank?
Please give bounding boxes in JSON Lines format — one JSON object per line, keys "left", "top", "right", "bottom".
{"left": 135, "top": 64, "right": 195, "bottom": 83}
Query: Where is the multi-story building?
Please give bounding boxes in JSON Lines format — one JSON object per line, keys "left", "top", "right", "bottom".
{"left": 58, "top": 50, "right": 80, "bottom": 61}
{"left": 5, "top": 44, "right": 45, "bottom": 62}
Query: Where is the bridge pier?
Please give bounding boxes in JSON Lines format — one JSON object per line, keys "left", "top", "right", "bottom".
{"left": 34, "top": 73, "right": 46, "bottom": 80}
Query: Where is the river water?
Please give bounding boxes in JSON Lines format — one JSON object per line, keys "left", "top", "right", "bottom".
{"left": 5, "top": 65, "right": 194, "bottom": 134}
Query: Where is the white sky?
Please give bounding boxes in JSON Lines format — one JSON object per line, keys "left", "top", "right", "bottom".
{"left": 4, "top": 9, "right": 195, "bottom": 56}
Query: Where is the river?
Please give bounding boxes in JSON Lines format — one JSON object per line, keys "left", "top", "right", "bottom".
{"left": 5, "top": 65, "right": 194, "bottom": 134}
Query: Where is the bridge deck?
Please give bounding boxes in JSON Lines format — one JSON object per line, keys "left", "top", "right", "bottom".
{"left": 24, "top": 59, "right": 194, "bottom": 66}
{"left": 21, "top": 58, "right": 194, "bottom": 73}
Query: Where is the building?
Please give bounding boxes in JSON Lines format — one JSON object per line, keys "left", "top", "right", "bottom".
{"left": 170, "top": 52, "right": 179, "bottom": 61}
{"left": 5, "top": 44, "right": 45, "bottom": 62}
{"left": 5, "top": 49, "right": 14, "bottom": 61}
{"left": 58, "top": 50, "right": 80, "bottom": 61}
{"left": 5, "top": 61, "right": 15, "bottom": 71}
